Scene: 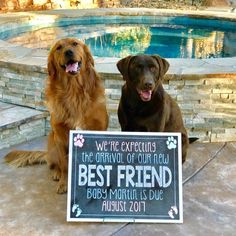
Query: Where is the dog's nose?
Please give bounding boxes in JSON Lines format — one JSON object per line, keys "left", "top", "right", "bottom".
{"left": 65, "top": 49, "right": 74, "bottom": 58}
{"left": 144, "top": 81, "right": 154, "bottom": 89}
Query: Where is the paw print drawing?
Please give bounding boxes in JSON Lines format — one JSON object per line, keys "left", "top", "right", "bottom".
{"left": 72, "top": 204, "right": 82, "bottom": 217}
{"left": 168, "top": 206, "right": 178, "bottom": 219}
{"left": 74, "top": 134, "right": 85, "bottom": 147}
{"left": 166, "top": 136, "right": 177, "bottom": 150}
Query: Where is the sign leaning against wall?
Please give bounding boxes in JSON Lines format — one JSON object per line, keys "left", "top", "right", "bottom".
{"left": 67, "top": 130, "right": 183, "bottom": 223}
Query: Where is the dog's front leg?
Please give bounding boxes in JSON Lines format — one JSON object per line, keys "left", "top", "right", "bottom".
{"left": 48, "top": 122, "right": 69, "bottom": 194}
{"left": 47, "top": 134, "right": 68, "bottom": 193}
{"left": 181, "top": 132, "right": 189, "bottom": 163}
{"left": 118, "top": 103, "right": 129, "bottom": 131}
{"left": 55, "top": 129, "right": 69, "bottom": 194}
{"left": 55, "top": 143, "right": 68, "bottom": 194}
{"left": 148, "top": 113, "right": 167, "bottom": 132}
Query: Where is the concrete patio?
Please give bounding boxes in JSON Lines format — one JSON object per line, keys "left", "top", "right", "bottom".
{"left": 0, "top": 136, "right": 235, "bottom": 235}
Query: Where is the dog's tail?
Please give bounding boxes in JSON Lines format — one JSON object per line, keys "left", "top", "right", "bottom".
{"left": 4, "top": 150, "right": 47, "bottom": 167}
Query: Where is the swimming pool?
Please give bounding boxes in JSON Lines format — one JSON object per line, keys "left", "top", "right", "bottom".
{"left": 0, "top": 15, "right": 236, "bottom": 59}
{"left": 0, "top": 9, "right": 236, "bottom": 143}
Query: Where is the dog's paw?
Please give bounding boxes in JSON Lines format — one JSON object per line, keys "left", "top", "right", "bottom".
{"left": 56, "top": 181, "right": 67, "bottom": 194}
{"left": 52, "top": 169, "right": 61, "bottom": 181}
{"left": 166, "top": 136, "right": 177, "bottom": 150}
{"left": 74, "top": 134, "right": 85, "bottom": 147}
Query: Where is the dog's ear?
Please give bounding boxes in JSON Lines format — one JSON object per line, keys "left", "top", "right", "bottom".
{"left": 151, "top": 55, "right": 169, "bottom": 78}
{"left": 83, "top": 43, "right": 95, "bottom": 67}
{"left": 47, "top": 52, "right": 57, "bottom": 79}
{"left": 83, "top": 43, "right": 96, "bottom": 90}
{"left": 116, "top": 56, "right": 133, "bottom": 80}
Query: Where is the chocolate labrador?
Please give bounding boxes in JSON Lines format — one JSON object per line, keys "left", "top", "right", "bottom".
{"left": 117, "top": 54, "right": 189, "bottom": 163}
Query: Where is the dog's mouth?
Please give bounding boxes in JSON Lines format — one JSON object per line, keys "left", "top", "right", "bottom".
{"left": 61, "top": 60, "right": 82, "bottom": 75}
{"left": 138, "top": 89, "right": 152, "bottom": 102}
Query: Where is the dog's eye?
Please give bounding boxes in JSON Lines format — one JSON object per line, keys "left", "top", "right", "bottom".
{"left": 137, "top": 64, "right": 143, "bottom": 70}
{"left": 56, "top": 45, "right": 62, "bottom": 51}
{"left": 150, "top": 66, "right": 156, "bottom": 72}
{"left": 72, "top": 42, "right": 78, "bottom": 46}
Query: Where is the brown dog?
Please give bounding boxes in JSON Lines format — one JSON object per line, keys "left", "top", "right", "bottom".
{"left": 5, "top": 38, "right": 108, "bottom": 193}
{"left": 117, "top": 54, "right": 189, "bottom": 163}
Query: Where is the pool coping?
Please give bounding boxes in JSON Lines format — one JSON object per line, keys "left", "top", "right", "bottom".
{"left": 0, "top": 8, "right": 236, "bottom": 76}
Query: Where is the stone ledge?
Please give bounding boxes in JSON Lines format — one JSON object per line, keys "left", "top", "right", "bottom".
{"left": 0, "top": 101, "right": 48, "bottom": 149}
{"left": 0, "top": 101, "right": 48, "bottom": 131}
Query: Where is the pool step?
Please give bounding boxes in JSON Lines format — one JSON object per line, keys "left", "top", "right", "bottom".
{"left": 0, "top": 101, "right": 48, "bottom": 149}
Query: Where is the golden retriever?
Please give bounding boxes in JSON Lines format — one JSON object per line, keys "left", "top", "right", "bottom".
{"left": 5, "top": 38, "right": 108, "bottom": 193}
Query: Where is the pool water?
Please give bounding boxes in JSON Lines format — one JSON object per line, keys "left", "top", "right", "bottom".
{"left": 1, "top": 16, "right": 236, "bottom": 59}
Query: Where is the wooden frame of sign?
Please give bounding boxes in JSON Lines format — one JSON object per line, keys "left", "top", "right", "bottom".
{"left": 67, "top": 131, "right": 183, "bottom": 223}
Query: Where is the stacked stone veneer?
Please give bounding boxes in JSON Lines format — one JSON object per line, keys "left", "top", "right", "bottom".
{"left": 165, "top": 74, "right": 236, "bottom": 142}
{"left": 0, "top": 62, "right": 46, "bottom": 106}
{"left": 0, "top": 112, "right": 46, "bottom": 150}
{"left": 103, "top": 73, "right": 236, "bottom": 142}
{"left": 0, "top": 60, "right": 236, "bottom": 142}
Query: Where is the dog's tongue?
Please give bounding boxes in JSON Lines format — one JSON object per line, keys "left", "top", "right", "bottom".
{"left": 65, "top": 62, "right": 79, "bottom": 73}
{"left": 140, "top": 90, "right": 152, "bottom": 101}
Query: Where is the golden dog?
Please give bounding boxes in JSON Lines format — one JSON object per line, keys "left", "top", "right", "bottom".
{"left": 5, "top": 38, "right": 108, "bottom": 193}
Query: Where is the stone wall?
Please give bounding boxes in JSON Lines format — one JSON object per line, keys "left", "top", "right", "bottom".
{"left": 0, "top": 118, "right": 46, "bottom": 149}
{"left": 0, "top": 60, "right": 236, "bottom": 142}
{"left": 0, "top": 0, "right": 33, "bottom": 10}
{"left": 0, "top": 0, "right": 231, "bottom": 11}
{"left": 204, "top": 0, "right": 229, "bottom": 7}
{"left": 165, "top": 74, "right": 236, "bottom": 142}
{"left": 0, "top": 0, "right": 120, "bottom": 11}
{"left": 103, "top": 73, "right": 236, "bottom": 142}
{"left": 0, "top": 61, "right": 46, "bottom": 110}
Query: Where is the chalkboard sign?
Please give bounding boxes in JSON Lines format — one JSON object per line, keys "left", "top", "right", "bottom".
{"left": 67, "top": 131, "right": 183, "bottom": 223}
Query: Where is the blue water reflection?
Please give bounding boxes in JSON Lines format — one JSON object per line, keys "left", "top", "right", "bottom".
{"left": 0, "top": 16, "right": 235, "bottom": 58}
